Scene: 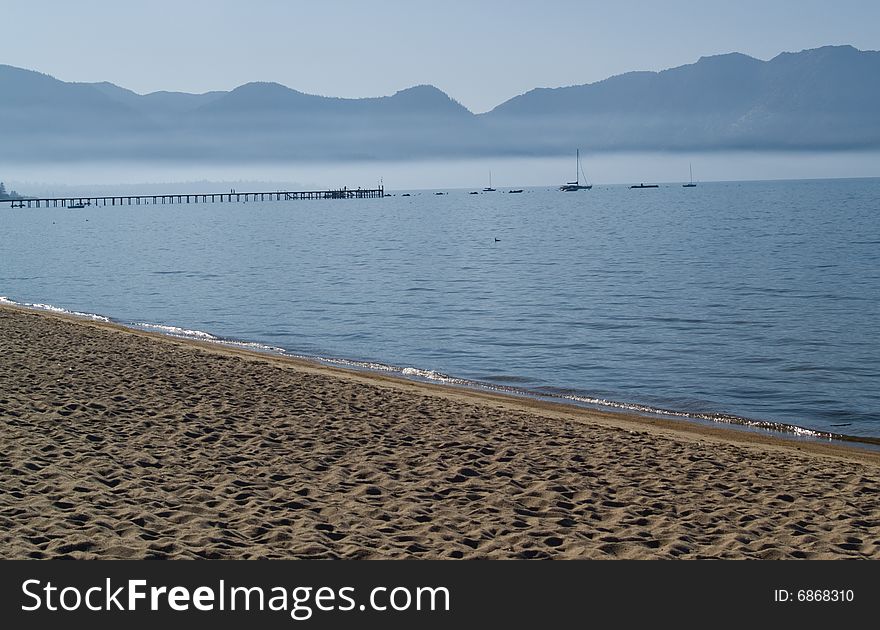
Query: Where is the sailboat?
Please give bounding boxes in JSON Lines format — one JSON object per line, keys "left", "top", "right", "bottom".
{"left": 483, "top": 171, "right": 496, "bottom": 192}
{"left": 560, "top": 149, "right": 592, "bottom": 191}
{"left": 682, "top": 163, "right": 697, "bottom": 188}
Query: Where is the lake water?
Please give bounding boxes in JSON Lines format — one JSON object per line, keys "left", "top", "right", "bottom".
{"left": 2, "top": 178, "right": 879, "bottom": 439}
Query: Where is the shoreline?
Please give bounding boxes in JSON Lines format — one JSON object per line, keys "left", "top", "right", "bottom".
{"left": 2, "top": 302, "right": 880, "bottom": 559}
{"left": 2, "top": 298, "right": 876, "bottom": 451}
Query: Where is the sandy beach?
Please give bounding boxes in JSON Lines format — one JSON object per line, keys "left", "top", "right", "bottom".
{"left": 1, "top": 303, "right": 879, "bottom": 559}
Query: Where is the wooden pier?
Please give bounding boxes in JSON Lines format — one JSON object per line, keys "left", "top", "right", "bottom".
{"left": 5, "top": 186, "right": 384, "bottom": 209}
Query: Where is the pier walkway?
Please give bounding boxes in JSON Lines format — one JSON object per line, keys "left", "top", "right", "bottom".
{"left": 5, "top": 186, "right": 384, "bottom": 208}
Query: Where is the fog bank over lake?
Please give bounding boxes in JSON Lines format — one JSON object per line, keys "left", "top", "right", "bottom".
{"left": 3, "top": 151, "right": 879, "bottom": 194}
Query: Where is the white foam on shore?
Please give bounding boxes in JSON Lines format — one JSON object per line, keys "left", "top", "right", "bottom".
{"left": 0, "top": 296, "right": 111, "bottom": 322}
{"left": 559, "top": 392, "right": 833, "bottom": 439}
{"left": 222, "top": 339, "right": 287, "bottom": 353}
{"left": 132, "top": 322, "right": 220, "bottom": 340}
{"left": 131, "top": 321, "right": 286, "bottom": 354}
{"left": 281, "top": 355, "right": 470, "bottom": 387}
{"left": 308, "top": 356, "right": 399, "bottom": 372}
{"left": 401, "top": 367, "right": 470, "bottom": 385}
{"left": 296, "top": 356, "right": 470, "bottom": 386}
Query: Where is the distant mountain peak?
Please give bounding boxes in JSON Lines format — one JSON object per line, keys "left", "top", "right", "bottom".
{"left": 199, "top": 81, "right": 324, "bottom": 113}
{"left": 392, "top": 84, "right": 445, "bottom": 96}
{"left": 389, "top": 84, "right": 471, "bottom": 114}
{"left": 789, "top": 44, "right": 860, "bottom": 54}
{"left": 770, "top": 44, "right": 866, "bottom": 62}
{"left": 695, "top": 51, "right": 762, "bottom": 65}
{"left": 231, "top": 81, "right": 303, "bottom": 95}
{"left": 0, "top": 63, "right": 52, "bottom": 78}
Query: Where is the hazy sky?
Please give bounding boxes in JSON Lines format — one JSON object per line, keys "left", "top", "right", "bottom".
{"left": 3, "top": 0, "right": 878, "bottom": 113}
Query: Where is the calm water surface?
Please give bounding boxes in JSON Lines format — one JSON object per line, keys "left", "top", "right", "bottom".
{"left": 2, "top": 179, "right": 879, "bottom": 438}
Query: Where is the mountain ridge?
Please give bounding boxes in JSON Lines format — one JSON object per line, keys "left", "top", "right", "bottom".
{"left": 1, "top": 45, "right": 877, "bottom": 161}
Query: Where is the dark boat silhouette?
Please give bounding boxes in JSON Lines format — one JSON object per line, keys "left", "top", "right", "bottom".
{"left": 630, "top": 183, "right": 659, "bottom": 189}
{"left": 508, "top": 189, "right": 523, "bottom": 193}
{"left": 683, "top": 163, "right": 697, "bottom": 187}
{"left": 560, "top": 149, "right": 592, "bottom": 191}
{"left": 483, "top": 171, "right": 496, "bottom": 192}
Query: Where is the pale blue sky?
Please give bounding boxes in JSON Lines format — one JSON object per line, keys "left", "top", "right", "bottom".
{"left": 3, "top": 0, "right": 879, "bottom": 112}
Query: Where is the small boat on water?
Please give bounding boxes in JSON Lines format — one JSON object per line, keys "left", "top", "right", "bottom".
{"left": 683, "top": 163, "right": 697, "bottom": 188}
{"left": 508, "top": 189, "right": 523, "bottom": 194}
{"left": 434, "top": 192, "right": 445, "bottom": 195}
{"left": 469, "top": 191, "right": 479, "bottom": 194}
{"left": 483, "top": 171, "right": 496, "bottom": 192}
{"left": 630, "top": 183, "right": 659, "bottom": 189}
{"left": 560, "top": 149, "right": 592, "bottom": 191}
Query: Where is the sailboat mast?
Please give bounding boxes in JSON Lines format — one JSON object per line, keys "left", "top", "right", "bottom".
{"left": 576, "top": 149, "right": 579, "bottom": 185}
{"left": 689, "top": 163, "right": 693, "bottom": 185}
